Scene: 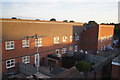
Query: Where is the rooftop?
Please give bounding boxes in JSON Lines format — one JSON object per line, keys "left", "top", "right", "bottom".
{"left": 112, "top": 55, "right": 120, "bottom": 66}
{"left": 0, "top": 18, "right": 84, "bottom": 25}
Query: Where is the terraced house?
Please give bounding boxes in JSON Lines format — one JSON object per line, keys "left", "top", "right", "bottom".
{"left": 1, "top": 18, "right": 114, "bottom": 76}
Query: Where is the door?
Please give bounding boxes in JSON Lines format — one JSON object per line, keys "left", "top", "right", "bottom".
{"left": 35, "top": 54, "right": 40, "bottom": 67}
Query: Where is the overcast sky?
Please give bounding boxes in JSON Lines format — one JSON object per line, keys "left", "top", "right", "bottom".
{"left": 0, "top": 0, "right": 119, "bottom": 23}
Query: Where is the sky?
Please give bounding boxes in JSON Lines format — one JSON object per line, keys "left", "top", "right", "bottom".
{"left": 0, "top": 0, "right": 119, "bottom": 23}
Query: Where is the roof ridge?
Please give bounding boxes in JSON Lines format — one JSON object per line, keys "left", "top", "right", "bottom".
{"left": 0, "top": 18, "right": 84, "bottom": 24}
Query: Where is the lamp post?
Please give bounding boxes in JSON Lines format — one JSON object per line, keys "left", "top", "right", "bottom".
{"left": 35, "top": 34, "right": 39, "bottom": 75}
{"left": 24, "top": 34, "right": 47, "bottom": 76}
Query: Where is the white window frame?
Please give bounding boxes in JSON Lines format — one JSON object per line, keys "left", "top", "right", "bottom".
{"left": 62, "top": 48, "right": 67, "bottom": 54}
{"left": 103, "top": 46, "right": 106, "bottom": 50}
{"left": 22, "top": 56, "right": 30, "bottom": 64}
{"left": 55, "top": 49, "right": 60, "bottom": 54}
{"left": 100, "top": 36, "right": 105, "bottom": 42}
{"left": 22, "top": 40, "right": 30, "bottom": 48}
{"left": 35, "top": 38, "right": 42, "bottom": 47}
{"left": 107, "top": 36, "right": 110, "bottom": 40}
{"left": 6, "top": 59, "right": 15, "bottom": 69}
{"left": 63, "top": 36, "right": 67, "bottom": 42}
{"left": 85, "top": 51, "right": 88, "bottom": 54}
{"left": 109, "top": 35, "right": 113, "bottom": 40}
{"left": 54, "top": 37, "right": 59, "bottom": 44}
{"left": 69, "top": 46, "right": 73, "bottom": 51}
{"left": 75, "top": 35, "right": 79, "bottom": 41}
{"left": 70, "top": 36, "right": 73, "bottom": 41}
{"left": 80, "top": 49, "right": 84, "bottom": 53}
{"left": 74, "top": 45, "right": 78, "bottom": 52}
{"left": 5, "top": 41, "right": 15, "bottom": 50}
{"left": 103, "top": 36, "right": 106, "bottom": 40}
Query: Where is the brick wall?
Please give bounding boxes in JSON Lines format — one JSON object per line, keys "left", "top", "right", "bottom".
{"left": 112, "top": 65, "right": 120, "bottom": 79}
{"left": 81, "top": 26, "right": 99, "bottom": 51}
{"left": 2, "top": 36, "right": 81, "bottom": 73}
{"left": 98, "top": 25, "right": 114, "bottom": 50}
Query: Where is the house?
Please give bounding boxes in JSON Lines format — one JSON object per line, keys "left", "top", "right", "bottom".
{"left": 112, "top": 55, "right": 120, "bottom": 79}
{"left": 1, "top": 18, "right": 83, "bottom": 75}
{"left": 81, "top": 22, "right": 114, "bottom": 52}
{"left": 1, "top": 18, "right": 115, "bottom": 78}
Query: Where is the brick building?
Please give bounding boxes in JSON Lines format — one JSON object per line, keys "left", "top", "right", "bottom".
{"left": 1, "top": 19, "right": 83, "bottom": 74}
{"left": 112, "top": 55, "right": 120, "bottom": 79}
{"left": 81, "top": 23, "right": 114, "bottom": 51}
{"left": 1, "top": 18, "right": 114, "bottom": 76}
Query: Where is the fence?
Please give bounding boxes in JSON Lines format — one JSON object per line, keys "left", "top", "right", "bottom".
{"left": 19, "top": 62, "right": 37, "bottom": 75}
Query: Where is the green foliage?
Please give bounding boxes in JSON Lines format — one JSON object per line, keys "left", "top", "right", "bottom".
{"left": 63, "top": 20, "right": 68, "bottom": 22}
{"left": 51, "top": 53, "right": 58, "bottom": 56}
{"left": 75, "top": 60, "right": 92, "bottom": 72}
{"left": 69, "top": 20, "right": 75, "bottom": 22}
{"left": 35, "top": 19, "right": 40, "bottom": 20}
{"left": 50, "top": 18, "right": 56, "bottom": 21}
{"left": 11, "top": 17, "right": 17, "bottom": 19}
{"left": 116, "top": 43, "right": 120, "bottom": 48}
{"left": 92, "top": 53, "right": 99, "bottom": 55}
{"left": 114, "top": 24, "right": 120, "bottom": 35}
{"left": 88, "top": 21, "right": 98, "bottom": 25}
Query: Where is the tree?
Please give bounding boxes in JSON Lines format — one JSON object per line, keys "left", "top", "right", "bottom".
{"left": 11, "top": 17, "right": 17, "bottom": 19}
{"left": 63, "top": 20, "right": 68, "bottom": 22}
{"left": 18, "top": 18, "right": 21, "bottom": 20}
{"left": 35, "top": 19, "right": 40, "bottom": 21}
{"left": 69, "top": 20, "right": 75, "bottom": 22}
{"left": 88, "top": 21, "right": 98, "bottom": 25}
{"left": 75, "top": 60, "right": 92, "bottom": 72}
{"left": 50, "top": 18, "right": 56, "bottom": 21}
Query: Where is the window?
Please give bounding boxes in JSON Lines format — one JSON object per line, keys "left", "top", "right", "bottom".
{"left": 54, "top": 37, "right": 59, "bottom": 44}
{"left": 69, "top": 46, "right": 73, "bottom": 51}
{"left": 74, "top": 45, "right": 78, "bottom": 52}
{"left": 6, "top": 59, "right": 15, "bottom": 69}
{"left": 109, "top": 35, "right": 113, "bottom": 40}
{"left": 75, "top": 35, "right": 79, "bottom": 40}
{"left": 80, "top": 49, "right": 84, "bottom": 53}
{"left": 5, "top": 41, "right": 14, "bottom": 50}
{"left": 62, "top": 48, "right": 66, "bottom": 54}
{"left": 35, "top": 38, "right": 42, "bottom": 47}
{"left": 55, "top": 49, "right": 59, "bottom": 54}
{"left": 100, "top": 47, "right": 103, "bottom": 50}
{"left": 63, "top": 36, "right": 67, "bottom": 42}
{"left": 22, "top": 56, "right": 30, "bottom": 64}
{"left": 85, "top": 51, "right": 88, "bottom": 54}
{"left": 70, "top": 36, "right": 73, "bottom": 41}
{"left": 103, "top": 46, "right": 106, "bottom": 50}
{"left": 103, "top": 36, "right": 106, "bottom": 40}
{"left": 107, "top": 36, "right": 110, "bottom": 40}
{"left": 74, "top": 33, "right": 79, "bottom": 41}
{"left": 22, "top": 40, "right": 30, "bottom": 48}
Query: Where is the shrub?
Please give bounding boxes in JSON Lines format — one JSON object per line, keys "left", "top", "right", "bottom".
{"left": 116, "top": 44, "right": 120, "bottom": 48}
{"left": 50, "top": 18, "right": 56, "bottom": 21}
{"left": 92, "top": 53, "right": 99, "bottom": 55}
{"left": 75, "top": 60, "right": 92, "bottom": 72}
{"left": 63, "top": 20, "right": 68, "bottom": 22}
{"left": 69, "top": 20, "right": 75, "bottom": 22}
{"left": 11, "top": 17, "right": 17, "bottom": 19}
